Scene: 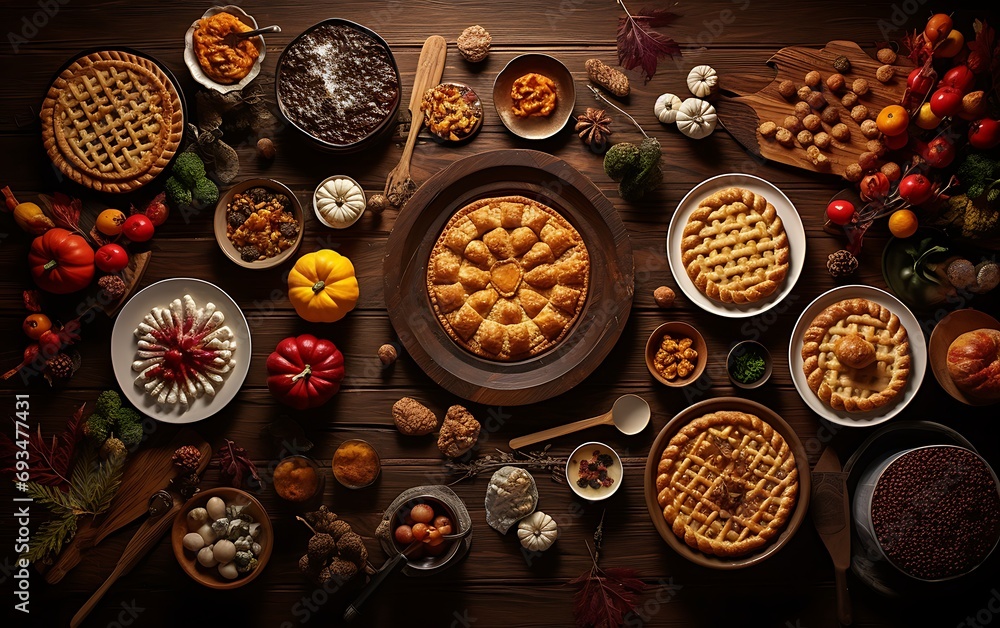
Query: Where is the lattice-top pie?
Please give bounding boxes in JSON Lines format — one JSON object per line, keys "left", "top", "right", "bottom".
{"left": 427, "top": 196, "right": 589, "bottom": 361}
{"left": 40, "top": 50, "right": 184, "bottom": 193}
{"left": 801, "top": 298, "right": 911, "bottom": 412}
{"left": 681, "top": 187, "right": 789, "bottom": 304}
{"left": 656, "top": 411, "right": 798, "bottom": 557}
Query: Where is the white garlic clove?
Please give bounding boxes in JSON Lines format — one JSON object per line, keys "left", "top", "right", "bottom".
{"left": 196, "top": 523, "right": 217, "bottom": 545}
{"left": 213, "top": 539, "right": 237, "bottom": 564}
{"left": 206, "top": 496, "right": 227, "bottom": 520}
{"left": 182, "top": 532, "right": 206, "bottom": 552}
{"left": 197, "top": 546, "right": 219, "bottom": 568}
{"left": 218, "top": 561, "right": 239, "bottom": 579}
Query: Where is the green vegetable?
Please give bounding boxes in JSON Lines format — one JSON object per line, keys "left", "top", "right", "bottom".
{"left": 956, "top": 153, "right": 1000, "bottom": 200}
{"left": 604, "top": 143, "right": 640, "bottom": 180}
{"left": 731, "top": 351, "right": 765, "bottom": 384}
{"left": 172, "top": 151, "right": 207, "bottom": 188}
{"left": 164, "top": 176, "right": 193, "bottom": 207}
{"left": 603, "top": 137, "right": 662, "bottom": 201}
{"left": 84, "top": 390, "right": 144, "bottom": 447}
{"left": 192, "top": 177, "right": 219, "bottom": 205}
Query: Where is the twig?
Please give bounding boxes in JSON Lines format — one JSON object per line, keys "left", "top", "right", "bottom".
{"left": 588, "top": 86, "right": 648, "bottom": 138}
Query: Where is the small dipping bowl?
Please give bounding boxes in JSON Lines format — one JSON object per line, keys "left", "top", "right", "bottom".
{"left": 421, "top": 82, "right": 484, "bottom": 144}
{"left": 645, "top": 322, "right": 707, "bottom": 387}
{"left": 726, "top": 340, "right": 773, "bottom": 389}
{"left": 566, "top": 441, "right": 623, "bottom": 501}
{"left": 214, "top": 177, "right": 304, "bottom": 269}
{"left": 493, "top": 53, "right": 576, "bottom": 140}
{"left": 272, "top": 455, "right": 324, "bottom": 503}
{"left": 333, "top": 439, "right": 381, "bottom": 489}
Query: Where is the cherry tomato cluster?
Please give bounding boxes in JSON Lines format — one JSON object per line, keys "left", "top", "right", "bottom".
{"left": 92, "top": 199, "right": 165, "bottom": 274}
{"left": 392, "top": 502, "right": 456, "bottom": 559}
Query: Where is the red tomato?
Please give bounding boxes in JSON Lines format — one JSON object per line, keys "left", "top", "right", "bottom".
{"left": 94, "top": 243, "right": 129, "bottom": 273}
{"left": 826, "top": 200, "right": 855, "bottom": 225}
{"left": 122, "top": 214, "right": 154, "bottom": 242}
{"left": 860, "top": 173, "right": 890, "bottom": 202}
{"left": 969, "top": 118, "right": 1000, "bottom": 150}
{"left": 884, "top": 132, "right": 909, "bottom": 151}
{"left": 941, "top": 65, "right": 975, "bottom": 93}
{"left": 921, "top": 137, "right": 956, "bottom": 168}
{"left": 37, "top": 329, "right": 62, "bottom": 358}
{"left": 906, "top": 68, "right": 936, "bottom": 96}
{"left": 144, "top": 197, "right": 170, "bottom": 227}
{"left": 22, "top": 313, "right": 52, "bottom": 340}
{"left": 929, "top": 86, "right": 963, "bottom": 118}
{"left": 897, "top": 174, "right": 935, "bottom": 205}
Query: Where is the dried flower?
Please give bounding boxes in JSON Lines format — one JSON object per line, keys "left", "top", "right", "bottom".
{"left": 214, "top": 438, "right": 261, "bottom": 490}
{"left": 98, "top": 275, "right": 126, "bottom": 301}
{"left": 827, "top": 249, "right": 859, "bottom": 278}
{"left": 574, "top": 108, "right": 613, "bottom": 153}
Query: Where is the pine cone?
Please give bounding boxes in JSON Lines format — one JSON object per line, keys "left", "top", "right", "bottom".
{"left": 827, "top": 250, "right": 859, "bottom": 278}
{"left": 575, "top": 108, "right": 613, "bottom": 153}
{"left": 98, "top": 275, "right": 126, "bottom": 301}
{"left": 585, "top": 59, "right": 629, "bottom": 97}
{"left": 171, "top": 472, "right": 202, "bottom": 499}
{"left": 172, "top": 445, "right": 202, "bottom": 473}
{"left": 46, "top": 353, "right": 74, "bottom": 379}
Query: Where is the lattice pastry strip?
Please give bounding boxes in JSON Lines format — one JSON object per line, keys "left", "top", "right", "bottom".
{"left": 801, "top": 298, "right": 911, "bottom": 412}
{"left": 680, "top": 187, "right": 790, "bottom": 304}
{"left": 656, "top": 411, "right": 798, "bottom": 557}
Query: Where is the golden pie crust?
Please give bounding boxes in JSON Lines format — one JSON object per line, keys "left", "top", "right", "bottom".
{"left": 427, "top": 196, "right": 589, "bottom": 361}
{"left": 40, "top": 50, "right": 184, "bottom": 193}
{"left": 656, "top": 411, "right": 798, "bottom": 557}
{"left": 801, "top": 297, "right": 911, "bottom": 412}
{"left": 680, "top": 187, "right": 790, "bottom": 304}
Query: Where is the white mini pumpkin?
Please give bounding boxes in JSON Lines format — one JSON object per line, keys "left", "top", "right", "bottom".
{"left": 675, "top": 98, "right": 718, "bottom": 140}
{"left": 654, "top": 93, "right": 683, "bottom": 125}
{"left": 517, "top": 511, "right": 558, "bottom": 552}
{"left": 314, "top": 177, "right": 366, "bottom": 228}
{"left": 687, "top": 65, "right": 719, "bottom": 98}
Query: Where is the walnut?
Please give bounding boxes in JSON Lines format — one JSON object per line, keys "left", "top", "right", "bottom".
{"left": 821, "top": 107, "right": 840, "bottom": 125}
{"left": 457, "top": 25, "right": 491, "bottom": 63}
{"left": 758, "top": 121, "right": 778, "bottom": 138}
{"left": 797, "top": 85, "right": 812, "bottom": 101}
{"left": 378, "top": 344, "right": 398, "bottom": 365}
{"left": 797, "top": 130, "right": 814, "bottom": 146}
{"left": 860, "top": 119, "right": 880, "bottom": 139}
{"left": 392, "top": 397, "right": 439, "bottom": 436}
{"left": 876, "top": 64, "right": 895, "bottom": 83}
{"left": 852, "top": 78, "right": 870, "bottom": 96}
{"left": 653, "top": 286, "right": 676, "bottom": 307}
{"left": 881, "top": 161, "right": 902, "bottom": 181}
{"left": 851, "top": 105, "right": 869, "bottom": 123}
{"left": 844, "top": 162, "right": 864, "bottom": 182}
{"left": 877, "top": 48, "right": 897, "bottom": 64}
{"left": 826, "top": 73, "right": 846, "bottom": 92}
{"left": 802, "top": 114, "right": 822, "bottom": 132}
{"left": 830, "top": 123, "right": 850, "bottom": 142}
{"left": 793, "top": 101, "right": 811, "bottom": 119}
{"left": 841, "top": 92, "right": 859, "bottom": 108}
{"left": 784, "top": 115, "right": 803, "bottom": 134}
{"left": 778, "top": 80, "right": 796, "bottom": 99}
{"left": 804, "top": 70, "right": 822, "bottom": 87}
{"left": 858, "top": 151, "right": 879, "bottom": 170}
{"left": 866, "top": 139, "right": 886, "bottom": 157}
{"left": 775, "top": 127, "right": 794, "bottom": 147}
{"left": 813, "top": 132, "right": 831, "bottom": 150}
{"left": 437, "top": 405, "right": 481, "bottom": 458}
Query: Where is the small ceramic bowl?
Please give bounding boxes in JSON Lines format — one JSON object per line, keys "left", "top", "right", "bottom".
{"left": 388, "top": 495, "right": 464, "bottom": 569}
{"left": 726, "top": 340, "right": 773, "bottom": 389}
{"left": 566, "top": 441, "right": 623, "bottom": 501}
{"left": 183, "top": 5, "right": 266, "bottom": 94}
{"left": 214, "top": 178, "right": 304, "bottom": 269}
{"left": 171, "top": 487, "right": 273, "bottom": 590}
{"left": 645, "top": 322, "right": 708, "bottom": 387}
{"left": 312, "top": 175, "right": 366, "bottom": 229}
{"left": 493, "top": 54, "right": 576, "bottom": 140}
{"left": 333, "top": 439, "right": 381, "bottom": 489}
{"left": 421, "top": 82, "right": 484, "bottom": 144}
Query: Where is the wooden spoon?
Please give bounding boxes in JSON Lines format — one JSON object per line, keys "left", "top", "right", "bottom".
{"left": 509, "top": 395, "right": 650, "bottom": 450}
{"left": 383, "top": 35, "right": 447, "bottom": 208}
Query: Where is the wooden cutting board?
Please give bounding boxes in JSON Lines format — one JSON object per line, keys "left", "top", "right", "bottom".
{"left": 43, "top": 427, "right": 210, "bottom": 584}
{"left": 717, "top": 41, "right": 912, "bottom": 179}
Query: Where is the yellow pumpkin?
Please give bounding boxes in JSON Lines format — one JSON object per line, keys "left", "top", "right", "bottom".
{"left": 288, "top": 250, "right": 359, "bottom": 323}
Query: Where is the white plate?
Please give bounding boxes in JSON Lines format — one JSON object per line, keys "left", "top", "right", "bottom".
{"left": 788, "top": 285, "right": 927, "bottom": 427}
{"left": 666, "top": 173, "right": 806, "bottom": 318}
{"left": 111, "top": 278, "right": 251, "bottom": 424}
{"left": 183, "top": 5, "right": 265, "bottom": 94}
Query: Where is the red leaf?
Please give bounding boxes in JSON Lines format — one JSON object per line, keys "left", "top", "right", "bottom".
{"left": 50, "top": 192, "right": 82, "bottom": 231}
{"left": 617, "top": 6, "right": 681, "bottom": 83}
{"left": 571, "top": 564, "right": 647, "bottom": 628}
{"left": 214, "top": 438, "right": 261, "bottom": 489}
{"left": 23, "top": 290, "right": 42, "bottom": 312}
{"left": 0, "top": 402, "right": 85, "bottom": 489}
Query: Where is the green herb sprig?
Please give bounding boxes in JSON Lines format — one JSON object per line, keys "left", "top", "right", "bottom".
{"left": 731, "top": 351, "right": 766, "bottom": 384}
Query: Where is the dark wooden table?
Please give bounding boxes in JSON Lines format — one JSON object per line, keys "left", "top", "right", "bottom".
{"left": 2, "top": 1, "right": 998, "bottom": 626}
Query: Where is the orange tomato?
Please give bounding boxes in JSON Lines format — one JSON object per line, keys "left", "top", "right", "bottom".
{"left": 411, "top": 523, "right": 429, "bottom": 541}
{"left": 22, "top": 313, "right": 52, "bottom": 340}
{"left": 924, "top": 14, "right": 953, "bottom": 43}
{"left": 877, "top": 105, "right": 910, "bottom": 136}
{"left": 96, "top": 209, "right": 126, "bottom": 236}
{"left": 934, "top": 30, "right": 964, "bottom": 58}
{"left": 888, "top": 210, "right": 919, "bottom": 238}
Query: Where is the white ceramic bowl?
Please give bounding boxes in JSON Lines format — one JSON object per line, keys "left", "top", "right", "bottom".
{"left": 566, "top": 442, "right": 623, "bottom": 501}
{"left": 184, "top": 5, "right": 265, "bottom": 94}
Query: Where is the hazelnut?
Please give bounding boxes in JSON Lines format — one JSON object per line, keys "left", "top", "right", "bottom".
{"left": 778, "top": 80, "right": 797, "bottom": 99}
{"left": 821, "top": 107, "right": 840, "bottom": 125}
{"left": 803, "top": 114, "right": 822, "bottom": 132}
{"left": 804, "top": 70, "right": 822, "bottom": 87}
{"left": 775, "top": 127, "right": 794, "bottom": 147}
{"left": 841, "top": 92, "right": 859, "bottom": 108}
{"left": 813, "top": 132, "right": 832, "bottom": 150}
{"left": 852, "top": 78, "right": 870, "bottom": 96}
{"left": 831, "top": 123, "right": 850, "bottom": 142}
{"left": 256, "top": 137, "right": 275, "bottom": 160}
{"left": 806, "top": 91, "right": 828, "bottom": 110}
{"left": 851, "top": 105, "right": 869, "bottom": 123}
{"left": 877, "top": 48, "right": 897, "bottom": 64}
{"left": 876, "top": 64, "right": 895, "bottom": 83}
{"left": 860, "top": 119, "right": 880, "bottom": 139}
{"left": 456, "top": 25, "right": 491, "bottom": 63}
{"left": 378, "top": 344, "right": 398, "bottom": 366}
{"left": 784, "top": 115, "right": 804, "bottom": 134}
{"left": 758, "top": 121, "right": 778, "bottom": 138}
{"left": 797, "top": 130, "right": 814, "bottom": 146}
{"left": 881, "top": 161, "right": 902, "bottom": 181}
{"left": 653, "top": 286, "right": 676, "bottom": 308}
{"left": 844, "top": 162, "right": 864, "bottom": 182}
{"left": 826, "top": 73, "right": 846, "bottom": 92}
{"left": 794, "top": 101, "right": 812, "bottom": 119}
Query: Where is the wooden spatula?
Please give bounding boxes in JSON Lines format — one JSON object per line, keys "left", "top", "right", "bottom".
{"left": 383, "top": 35, "right": 447, "bottom": 208}
{"left": 812, "top": 446, "right": 852, "bottom": 626}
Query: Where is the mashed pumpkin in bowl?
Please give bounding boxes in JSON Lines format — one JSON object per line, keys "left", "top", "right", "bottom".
{"left": 193, "top": 12, "right": 260, "bottom": 85}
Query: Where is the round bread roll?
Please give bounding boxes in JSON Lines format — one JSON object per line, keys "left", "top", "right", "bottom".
{"left": 947, "top": 329, "right": 1000, "bottom": 400}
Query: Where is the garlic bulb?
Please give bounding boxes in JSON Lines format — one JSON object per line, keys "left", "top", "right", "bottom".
{"left": 654, "top": 93, "right": 683, "bottom": 124}
{"left": 687, "top": 65, "right": 719, "bottom": 98}
{"left": 517, "top": 511, "right": 558, "bottom": 552}
{"left": 676, "top": 98, "right": 718, "bottom": 140}
{"left": 314, "top": 177, "right": 366, "bottom": 228}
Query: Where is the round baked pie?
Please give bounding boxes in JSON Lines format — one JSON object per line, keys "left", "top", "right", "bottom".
{"left": 655, "top": 411, "right": 799, "bottom": 557}
{"left": 427, "top": 196, "right": 589, "bottom": 361}
{"left": 680, "top": 187, "right": 790, "bottom": 304}
{"left": 801, "top": 298, "right": 911, "bottom": 412}
{"left": 40, "top": 50, "right": 184, "bottom": 193}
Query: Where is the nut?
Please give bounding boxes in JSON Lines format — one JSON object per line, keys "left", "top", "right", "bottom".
{"left": 437, "top": 405, "right": 481, "bottom": 458}
{"left": 876, "top": 64, "right": 895, "bottom": 83}
{"left": 378, "top": 344, "right": 398, "bottom": 366}
{"left": 457, "top": 25, "right": 491, "bottom": 63}
{"left": 653, "top": 286, "right": 675, "bottom": 308}
{"left": 804, "top": 71, "right": 822, "bottom": 87}
{"left": 585, "top": 58, "right": 629, "bottom": 97}
{"left": 392, "top": 397, "right": 439, "bottom": 436}
{"left": 833, "top": 56, "right": 851, "bottom": 73}
{"left": 826, "top": 73, "right": 846, "bottom": 92}
{"left": 852, "top": 78, "right": 870, "bottom": 96}
{"left": 367, "top": 193, "right": 389, "bottom": 215}
{"left": 777, "top": 80, "right": 796, "bottom": 99}
{"left": 256, "top": 137, "right": 275, "bottom": 160}
{"left": 877, "top": 48, "right": 897, "bottom": 64}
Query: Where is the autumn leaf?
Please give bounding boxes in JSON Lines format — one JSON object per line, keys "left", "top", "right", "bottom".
{"left": 616, "top": 2, "right": 681, "bottom": 83}
{"left": 0, "top": 402, "right": 86, "bottom": 489}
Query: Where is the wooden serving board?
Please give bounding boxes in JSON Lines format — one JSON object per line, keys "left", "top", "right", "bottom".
{"left": 43, "top": 427, "right": 210, "bottom": 584}
{"left": 717, "top": 41, "right": 912, "bottom": 179}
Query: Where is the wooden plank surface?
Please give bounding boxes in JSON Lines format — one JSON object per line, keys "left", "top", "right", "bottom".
{"left": 1, "top": 1, "right": 998, "bottom": 627}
